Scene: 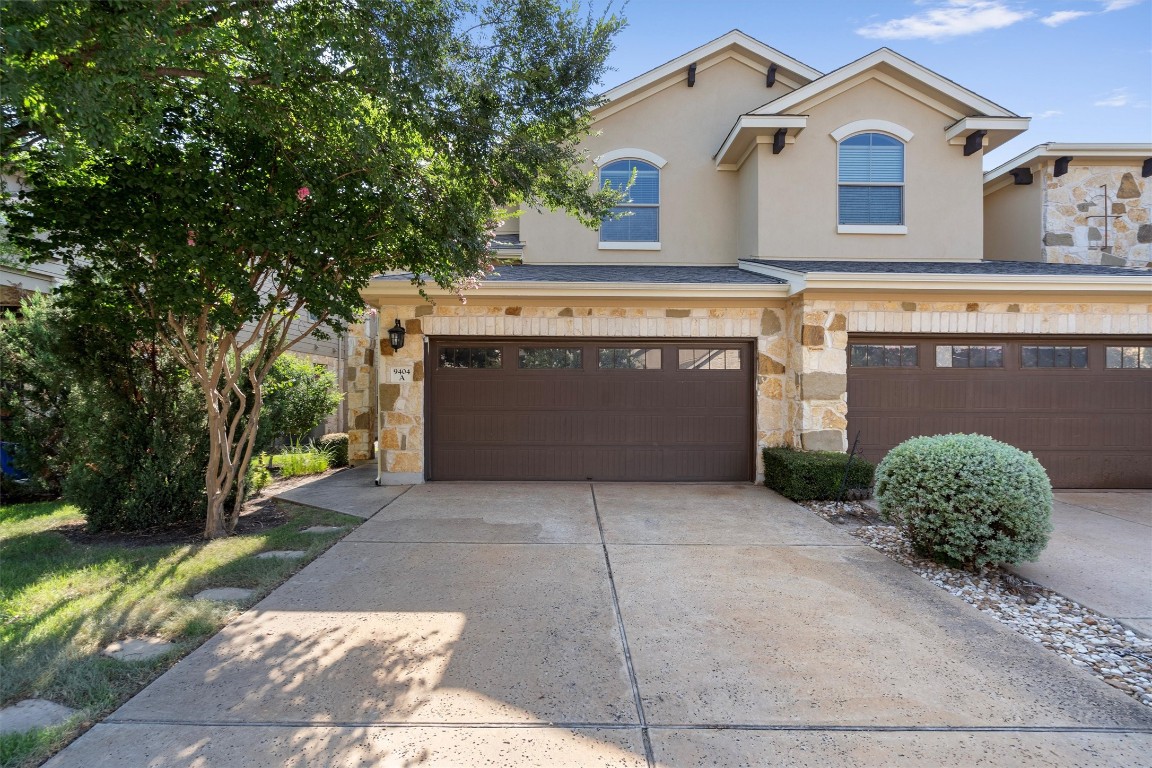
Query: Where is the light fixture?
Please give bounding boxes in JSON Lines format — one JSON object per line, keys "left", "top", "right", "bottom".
{"left": 387, "top": 319, "right": 406, "bottom": 351}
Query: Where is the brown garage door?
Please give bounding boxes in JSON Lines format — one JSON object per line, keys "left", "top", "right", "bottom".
{"left": 428, "top": 338, "right": 753, "bottom": 481}
{"left": 847, "top": 336, "right": 1152, "bottom": 489}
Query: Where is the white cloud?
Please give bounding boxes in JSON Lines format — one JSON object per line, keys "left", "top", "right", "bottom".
{"left": 1102, "top": 0, "right": 1143, "bottom": 10}
{"left": 1041, "top": 10, "right": 1092, "bottom": 25}
{"left": 856, "top": 1, "right": 1033, "bottom": 40}
{"left": 1094, "top": 88, "right": 1131, "bottom": 107}
{"left": 1034, "top": 110, "right": 1064, "bottom": 118}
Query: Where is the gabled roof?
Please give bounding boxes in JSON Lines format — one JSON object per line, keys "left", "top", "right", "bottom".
{"left": 984, "top": 143, "right": 1152, "bottom": 189}
{"left": 750, "top": 48, "right": 1019, "bottom": 119}
{"left": 593, "top": 30, "right": 821, "bottom": 121}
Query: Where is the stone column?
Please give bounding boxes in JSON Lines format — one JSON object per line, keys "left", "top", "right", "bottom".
{"left": 786, "top": 298, "right": 848, "bottom": 453}
{"left": 375, "top": 307, "right": 425, "bottom": 484}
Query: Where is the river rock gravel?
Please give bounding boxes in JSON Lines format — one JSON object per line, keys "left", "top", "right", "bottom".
{"left": 803, "top": 500, "right": 1152, "bottom": 709}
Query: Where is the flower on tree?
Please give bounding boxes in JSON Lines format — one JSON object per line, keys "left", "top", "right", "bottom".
{"left": 296, "top": 187, "right": 311, "bottom": 201}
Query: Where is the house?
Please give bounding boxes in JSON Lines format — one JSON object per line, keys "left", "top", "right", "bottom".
{"left": 984, "top": 143, "right": 1152, "bottom": 268}
{"left": 352, "top": 30, "right": 1152, "bottom": 490}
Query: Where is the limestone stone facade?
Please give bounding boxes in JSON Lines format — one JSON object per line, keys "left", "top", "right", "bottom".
{"left": 344, "top": 318, "right": 380, "bottom": 463}
{"left": 1042, "top": 166, "right": 1150, "bottom": 268}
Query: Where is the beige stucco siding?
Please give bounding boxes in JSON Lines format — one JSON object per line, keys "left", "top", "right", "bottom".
{"left": 737, "top": 147, "right": 761, "bottom": 258}
{"left": 754, "top": 78, "right": 984, "bottom": 261}
{"left": 984, "top": 178, "right": 1043, "bottom": 262}
{"left": 519, "top": 57, "right": 793, "bottom": 265}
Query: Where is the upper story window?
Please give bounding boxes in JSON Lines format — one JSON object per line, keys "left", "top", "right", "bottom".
{"left": 837, "top": 132, "right": 905, "bottom": 229}
{"left": 599, "top": 159, "right": 660, "bottom": 245}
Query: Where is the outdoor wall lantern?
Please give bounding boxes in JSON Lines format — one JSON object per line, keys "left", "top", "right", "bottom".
{"left": 387, "top": 319, "right": 406, "bottom": 351}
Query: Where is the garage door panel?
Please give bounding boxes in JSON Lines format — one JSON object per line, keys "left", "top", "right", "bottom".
{"left": 847, "top": 336, "right": 1151, "bottom": 489}
{"left": 429, "top": 339, "right": 753, "bottom": 481}
{"left": 1099, "top": 414, "right": 1152, "bottom": 448}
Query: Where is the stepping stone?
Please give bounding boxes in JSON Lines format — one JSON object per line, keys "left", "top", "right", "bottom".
{"left": 255, "top": 550, "right": 307, "bottom": 560}
{"left": 0, "top": 699, "right": 76, "bottom": 735}
{"left": 193, "top": 587, "right": 254, "bottom": 602}
{"left": 103, "top": 637, "right": 176, "bottom": 661}
{"left": 300, "top": 526, "right": 345, "bottom": 534}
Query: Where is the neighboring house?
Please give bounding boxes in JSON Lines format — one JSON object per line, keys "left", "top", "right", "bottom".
{"left": 352, "top": 30, "right": 1152, "bottom": 489}
{"left": 0, "top": 257, "right": 66, "bottom": 314}
{"left": 984, "top": 144, "right": 1152, "bottom": 268}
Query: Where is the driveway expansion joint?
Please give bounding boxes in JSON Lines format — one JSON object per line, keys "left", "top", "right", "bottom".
{"left": 100, "top": 719, "right": 1152, "bottom": 734}
{"left": 591, "top": 483, "right": 656, "bottom": 768}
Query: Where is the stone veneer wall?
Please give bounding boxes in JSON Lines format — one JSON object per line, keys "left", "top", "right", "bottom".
{"left": 1042, "top": 166, "right": 1150, "bottom": 268}
{"left": 344, "top": 318, "right": 379, "bottom": 463}
{"left": 785, "top": 299, "right": 849, "bottom": 452}
{"left": 369, "top": 302, "right": 791, "bottom": 481}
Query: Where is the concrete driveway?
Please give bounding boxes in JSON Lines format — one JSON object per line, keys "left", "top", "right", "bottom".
{"left": 1012, "top": 492, "right": 1152, "bottom": 637}
{"left": 46, "top": 483, "right": 1151, "bottom": 767}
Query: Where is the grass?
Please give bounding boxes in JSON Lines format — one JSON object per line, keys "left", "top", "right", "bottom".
{"left": 260, "top": 445, "right": 332, "bottom": 479}
{"left": 0, "top": 498, "right": 356, "bottom": 768}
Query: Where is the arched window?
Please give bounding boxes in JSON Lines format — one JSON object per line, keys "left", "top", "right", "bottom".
{"left": 599, "top": 159, "right": 660, "bottom": 243}
{"left": 837, "top": 133, "right": 904, "bottom": 226}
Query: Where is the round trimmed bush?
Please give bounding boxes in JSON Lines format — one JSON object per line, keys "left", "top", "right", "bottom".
{"left": 875, "top": 433, "right": 1053, "bottom": 569}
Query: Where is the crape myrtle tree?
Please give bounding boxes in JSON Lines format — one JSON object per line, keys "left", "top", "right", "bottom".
{"left": 2, "top": 0, "right": 623, "bottom": 537}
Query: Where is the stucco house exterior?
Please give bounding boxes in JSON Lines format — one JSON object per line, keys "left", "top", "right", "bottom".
{"left": 354, "top": 30, "right": 1152, "bottom": 490}
{"left": 984, "top": 143, "right": 1152, "bottom": 269}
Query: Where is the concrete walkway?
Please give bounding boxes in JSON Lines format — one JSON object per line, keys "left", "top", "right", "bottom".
{"left": 1012, "top": 492, "right": 1152, "bottom": 637}
{"left": 46, "top": 483, "right": 1151, "bottom": 767}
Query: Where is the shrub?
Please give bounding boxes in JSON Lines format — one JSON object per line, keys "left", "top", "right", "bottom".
{"left": 1, "top": 293, "right": 210, "bottom": 530}
{"left": 1, "top": 295, "right": 73, "bottom": 497}
{"left": 256, "top": 354, "right": 343, "bottom": 450}
{"left": 875, "top": 433, "right": 1053, "bottom": 569}
{"left": 318, "top": 433, "right": 349, "bottom": 468}
{"left": 246, "top": 458, "right": 273, "bottom": 496}
{"left": 762, "top": 446, "right": 874, "bottom": 501}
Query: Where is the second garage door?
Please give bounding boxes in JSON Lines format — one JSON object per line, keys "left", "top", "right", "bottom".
{"left": 847, "top": 335, "right": 1152, "bottom": 489}
{"left": 428, "top": 338, "right": 753, "bottom": 481}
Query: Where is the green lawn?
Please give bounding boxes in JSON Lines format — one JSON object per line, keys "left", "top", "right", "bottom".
{"left": 0, "top": 499, "right": 356, "bottom": 768}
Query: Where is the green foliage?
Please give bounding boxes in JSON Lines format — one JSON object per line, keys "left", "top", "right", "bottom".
{"left": 875, "top": 434, "right": 1053, "bottom": 569}
{"left": 245, "top": 459, "right": 273, "bottom": 497}
{"left": 0, "top": 294, "right": 208, "bottom": 532}
{"left": 318, "top": 433, "right": 350, "bottom": 468}
{"left": 2, "top": 0, "right": 625, "bottom": 537}
{"left": 762, "top": 446, "right": 875, "bottom": 502}
{"left": 274, "top": 444, "right": 331, "bottom": 479}
{"left": 257, "top": 354, "right": 342, "bottom": 449}
{"left": 0, "top": 295, "right": 72, "bottom": 497}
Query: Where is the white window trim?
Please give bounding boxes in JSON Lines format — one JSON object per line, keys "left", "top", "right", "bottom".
{"left": 598, "top": 153, "right": 663, "bottom": 246}
{"left": 835, "top": 126, "right": 908, "bottom": 232}
{"left": 830, "top": 120, "right": 914, "bottom": 143}
{"left": 837, "top": 224, "right": 908, "bottom": 235}
{"left": 598, "top": 241, "right": 662, "bottom": 250}
{"left": 594, "top": 148, "right": 668, "bottom": 168}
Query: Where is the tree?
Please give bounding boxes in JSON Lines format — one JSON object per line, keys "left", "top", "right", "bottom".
{"left": 2, "top": 0, "right": 623, "bottom": 537}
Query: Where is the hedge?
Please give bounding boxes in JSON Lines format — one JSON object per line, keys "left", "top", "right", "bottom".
{"left": 318, "top": 433, "right": 349, "bottom": 468}
{"left": 762, "top": 446, "right": 874, "bottom": 501}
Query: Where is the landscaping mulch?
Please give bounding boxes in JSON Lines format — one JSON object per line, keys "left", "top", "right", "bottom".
{"left": 53, "top": 469, "right": 346, "bottom": 548}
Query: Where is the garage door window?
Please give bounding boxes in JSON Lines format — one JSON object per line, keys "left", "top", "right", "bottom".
{"left": 518, "top": 347, "right": 583, "bottom": 369}
{"left": 599, "top": 347, "right": 662, "bottom": 369}
{"left": 1106, "top": 346, "right": 1152, "bottom": 369}
{"left": 935, "top": 345, "right": 1004, "bottom": 368}
{"left": 678, "top": 349, "right": 741, "bottom": 370}
{"left": 1021, "top": 345, "right": 1088, "bottom": 369}
{"left": 850, "top": 344, "right": 917, "bottom": 367}
{"left": 439, "top": 347, "right": 503, "bottom": 369}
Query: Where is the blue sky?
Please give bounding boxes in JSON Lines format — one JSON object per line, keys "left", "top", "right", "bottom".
{"left": 594, "top": 0, "right": 1152, "bottom": 169}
